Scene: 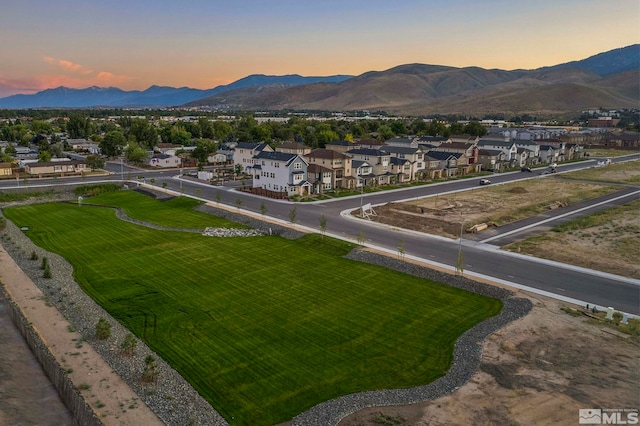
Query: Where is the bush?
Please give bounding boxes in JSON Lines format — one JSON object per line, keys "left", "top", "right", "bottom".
{"left": 141, "top": 355, "right": 158, "bottom": 383}
{"left": 95, "top": 317, "right": 112, "bottom": 340}
{"left": 40, "top": 256, "right": 48, "bottom": 270}
{"left": 120, "top": 333, "right": 137, "bottom": 356}
{"left": 30, "top": 250, "right": 38, "bottom": 260}
{"left": 43, "top": 263, "right": 52, "bottom": 279}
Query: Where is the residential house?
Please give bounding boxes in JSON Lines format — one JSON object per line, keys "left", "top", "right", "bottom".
{"left": 380, "top": 145, "right": 426, "bottom": 180}
{"left": 357, "top": 139, "right": 386, "bottom": 150}
{"left": 449, "top": 134, "right": 480, "bottom": 145}
{"left": 384, "top": 137, "right": 417, "bottom": 148}
{"left": 325, "top": 140, "right": 361, "bottom": 153}
{"left": 425, "top": 151, "right": 462, "bottom": 177}
{"left": 416, "top": 136, "right": 448, "bottom": 148}
{"left": 477, "top": 139, "right": 518, "bottom": 161}
{"left": 207, "top": 152, "right": 228, "bottom": 164}
{"left": 352, "top": 160, "right": 375, "bottom": 186}
{"left": 477, "top": 149, "right": 508, "bottom": 172}
{"left": 250, "top": 151, "right": 311, "bottom": 197}
{"left": 276, "top": 142, "right": 312, "bottom": 156}
{"left": 538, "top": 145, "right": 557, "bottom": 164}
{"left": 25, "top": 160, "right": 87, "bottom": 177}
{"left": 431, "top": 141, "right": 479, "bottom": 173}
{"left": 68, "top": 139, "right": 100, "bottom": 154}
{"left": 149, "top": 154, "right": 180, "bottom": 168}
{"left": 344, "top": 148, "right": 392, "bottom": 185}
{"left": 389, "top": 156, "right": 412, "bottom": 183}
{"left": 513, "top": 140, "right": 540, "bottom": 165}
{"left": 0, "top": 162, "right": 13, "bottom": 177}
{"left": 307, "top": 163, "right": 333, "bottom": 194}
{"left": 601, "top": 132, "right": 640, "bottom": 149}
{"left": 304, "top": 148, "right": 354, "bottom": 189}
{"left": 233, "top": 142, "right": 274, "bottom": 172}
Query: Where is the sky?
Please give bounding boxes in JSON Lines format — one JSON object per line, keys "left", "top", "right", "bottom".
{"left": 1, "top": 0, "right": 638, "bottom": 97}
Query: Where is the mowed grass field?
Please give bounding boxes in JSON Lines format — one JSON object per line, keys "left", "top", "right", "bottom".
{"left": 4, "top": 190, "right": 502, "bottom": 425}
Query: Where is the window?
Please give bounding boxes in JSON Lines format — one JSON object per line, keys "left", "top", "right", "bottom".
{"left": 294, "top": 162, "right": 302, "bottom": 170}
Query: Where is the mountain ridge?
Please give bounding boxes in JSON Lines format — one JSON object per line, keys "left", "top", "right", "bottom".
{"left": 0, "top": 44, "right": 637, "bottom": 116}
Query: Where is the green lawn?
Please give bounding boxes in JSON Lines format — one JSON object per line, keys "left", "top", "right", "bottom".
{"left": 4, "top": 190, "right": 502, "bottom": 425}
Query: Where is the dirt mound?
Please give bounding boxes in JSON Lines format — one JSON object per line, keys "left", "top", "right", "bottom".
{"left": 507, "top": 187, "right": 528, "bottom": 194}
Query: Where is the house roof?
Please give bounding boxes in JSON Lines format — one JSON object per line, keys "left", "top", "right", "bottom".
{"left": 305, "top": 148, "right": 349, "bottom": 160}
{"left": 426, "top": 151, "right": 460, "bottom": 160}
{"left": 307, "top": 163, "right": 332, "bottom": 173}
{"left": 416, "top": 136, "right": 448, "bottom": 142}
{"left": 478, "top": 140, "right": 515, "bottom": 148}
{"left": 381, "top": 146, "right": 421, "bottom": 154}
{"left": 437, "top": 141, "right": 475, "bottom": 150}
{"left": 326, "top": 140, "right": 353, "bottom": 147}
{"left": 254, "top": 151, "right": 308, "bottom": 166}
{"left": 26, "top": 160, "right": 85, "bottom": 167}
{"left": 345, "top": 148, "right": 387, "bottom": 156}
{"left": 478, "top": 149, "right": 505, "bottom": 157}
{"left": 236, "top": 142, "right": 272, "bottom": 151}
{"left": 390, "top": 157, "right": 410, "bottom": 165}
{"left": 352, "top": 160, "right": 372, "bottom": 169}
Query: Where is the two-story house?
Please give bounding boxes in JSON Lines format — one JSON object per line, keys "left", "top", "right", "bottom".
{"left": 425, "top": 151, "right": 462, "bottom": 177}
{"left": 344, "top": 148, "right": 392, "bottom": 185}
{"left": 380, "top": 145, "right": 425, "bottom": 181}
{"left": 477, "top": 139, "right": 518, "bottom": 161}
{"left": 304, "top": 148, "right": 354, "bottom": 189}
{"left": 233, "top": 142, "right": 274, "bottom": 172}
{"left": 250, "top": 151, "right": 311, "bottom": 197}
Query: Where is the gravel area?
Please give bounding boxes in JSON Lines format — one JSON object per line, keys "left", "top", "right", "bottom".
{"left": 0, "top": 187, "right": 530, "bottom": 426}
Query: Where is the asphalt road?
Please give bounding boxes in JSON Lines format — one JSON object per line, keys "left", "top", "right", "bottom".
{"left": 2, "top": 154, "right": 639, "bottom": 314}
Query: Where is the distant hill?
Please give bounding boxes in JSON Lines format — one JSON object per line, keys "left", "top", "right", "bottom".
{"left": 1, "top": 45, "right": 637, "bottom": 117}
{"left": 186, "top": 44, "right": 639, "bottom": 117}
{"left": 0, "top": 74, "right": 353, "bottom": 109}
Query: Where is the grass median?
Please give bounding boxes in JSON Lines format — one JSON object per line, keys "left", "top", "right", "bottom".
{"left": 4, "top": 190, "right": 502, "bottom": 425}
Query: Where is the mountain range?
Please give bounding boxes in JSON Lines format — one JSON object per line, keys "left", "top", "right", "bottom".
{"left": 0, "top": 44, "right": 638, "bottom": 117}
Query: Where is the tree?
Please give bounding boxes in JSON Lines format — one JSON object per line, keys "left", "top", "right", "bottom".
{"left": 101, "top": 130, "right": 127, "bottom": 158}
{"left": 260, "top": 201, "right": 267, "bottom": 215}
{"left": 125, "top": 141, "right": 148, "bottom": 165}
{"left": 192, "top": 139, "right": 217, "bottom": 165}
{"left": 95, "top": 318, "right": 111, "bottom": 340}
{"left": 38, "top": 150, "right": 52, "bottom": 162}
{"left": 288, "top": 206, "right": 297, "bottom": 225}
{"left": 234, "top": 164, "right": 243, "bottom": 179}
{"left": 4, "top": 142, "right": 16, "bottom": 156}
{"left": 67, "top": 113, "right": 90, "bottom": 139}
{"left": 319, "top": 214, "right": 327, "bottom": 239}
{"left": 86, "top": 154, "right": 105, "bottom": 170}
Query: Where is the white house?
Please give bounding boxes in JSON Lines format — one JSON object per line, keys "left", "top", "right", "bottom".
{"left": 233, "top": 142, "right": 274, "bottom": 172}
{"left": 249, "top": 151, "right": 311, "bottom": 197}
{"left": 149, "top": 154, "right": 181, "bottom": 168}
{"left": 477, "top": 139, "right": 518, "bottom": 161}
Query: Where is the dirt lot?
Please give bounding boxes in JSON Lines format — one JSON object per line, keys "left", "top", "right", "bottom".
{"left": 365, "top": 165, "right": 640, "bottom": 278}
{"left": 340, "top": 294, "right": 640, "bottom": 426}
{"left": 366, "top": 178, "right": 618, "bottom": 239}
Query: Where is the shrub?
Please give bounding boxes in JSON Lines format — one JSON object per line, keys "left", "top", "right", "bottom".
{"left": 40, "top": 256, "right": 48, "bottom": 270}
{"left": 141, "top": 355, "right": 158, "bottom": 383}
{"left": 95, "top": 317, "right": 112, "bottom": 340}
{"left": 30, "top": 250, "right": 38, "bottom": 260}
{"left": 120, "top": 333, "right": 137, "bottom": 356}
{"left": 43, "top": 264, "right": 52, "bottom": 279}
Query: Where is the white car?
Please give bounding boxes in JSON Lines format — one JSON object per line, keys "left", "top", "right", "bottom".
{"left": 479, "top": 179, "right": 491, "bottom": 185}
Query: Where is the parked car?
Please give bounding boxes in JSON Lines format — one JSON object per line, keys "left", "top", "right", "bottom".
{"left": 521, "top": 166, "right": 532, "bottom": 172}
{"left": 479, "top": 178, "right": 491, "bottom": 185}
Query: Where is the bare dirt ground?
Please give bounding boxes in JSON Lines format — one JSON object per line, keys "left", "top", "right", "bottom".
{"left": 339, "top": 294, "right": 640, "bottom": 426}
{"left": 368, "top": 178, "right": 618, "bottom": 239}
{"left": 366, "top": 167, "right": 640, "bottom": 278}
